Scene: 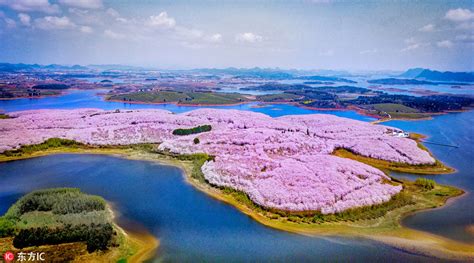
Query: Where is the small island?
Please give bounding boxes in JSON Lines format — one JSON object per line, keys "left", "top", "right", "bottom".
{"left": 0, "top": 188, "right": 158, "bottom": 262}
{"left": 0, "top": 108, "right": 472, "bottom": 260}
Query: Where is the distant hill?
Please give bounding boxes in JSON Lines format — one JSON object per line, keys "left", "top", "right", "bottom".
{"left": 194, "top": 67, "right": 294, "bottom": 79}
{"left": 0, "top": 63, "right": 87, "bottom": 72}
{"left": 297, "top": 75, "right": 357, "bottom": 84}
{"left": 367, "top": 78, "right": 469, "bottom": 86}
{"left": 400, "top": 68, "right": 474, "bottom": 82}
{"left": 399, "top": 68, "right": 425, "bottom": 79}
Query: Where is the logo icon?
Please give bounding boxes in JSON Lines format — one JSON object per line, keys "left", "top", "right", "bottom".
{"left": 3, "top": 251, "right": 14, "bottom": 262}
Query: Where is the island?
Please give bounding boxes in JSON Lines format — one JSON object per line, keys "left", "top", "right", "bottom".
{"left": 107, "top": 90, "right": 250, "bottom": 105}
{"left": 0, "top": 188, "right": 158, "bottom": 262}
{"left": 0, "top": 108, "right": 472, "bottom": 260}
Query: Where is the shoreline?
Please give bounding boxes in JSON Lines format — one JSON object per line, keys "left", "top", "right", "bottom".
{"left": 0, "top": 146, "right": 472, "bottom": 260}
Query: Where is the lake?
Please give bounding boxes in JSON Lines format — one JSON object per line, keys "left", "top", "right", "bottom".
{"left": 0, "top": 154, "right": 433, "bottom": 262}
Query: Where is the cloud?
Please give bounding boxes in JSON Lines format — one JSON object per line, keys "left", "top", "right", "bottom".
{"left": 359, "top": 49, "right": 377, "bottom": 55}
{"left": 18, "top": 13, "right": 31, "bottom": 26}
{"left": 104, "top": 29, "right": 125, "bottom": 39}
{"left": 176, "top": 27, "right": 203, "bottom": 39}
{"left": 59, "top": 0, "right": 103, "bottom": 9}
{"left": 419, "top": 24, "right": 435, "bottom": 32}
{"left": 235, "top": 32, "right": 263, "bottom": 43}
{"left": 0, "top": 0, "right": 60, "bottom": 14}
{"left": 80, "top": 25, "right": 93, "bottom": 33}
{"left": 401, "top": 37, "right": 431, "bottom": 52}
{"left": 147, "top": 12, "right": 176, "bottom": 29}
{"left": 3, "top": 17, "right": 16, "bottom": 28}
{"left": 436, "top": 40, "right": 453, "bottom": 48}
{"left": 401, "top": 39, "right": 431, "bottom": 52}
{"left": 401, "top": 43, "right": 421, "bottom": 52}
{"left": 207, "top": 33, "right": 222, "bottom": 43}
{"left": 445, "top": 8, "right": 474, "bottom": 22}
{"left": 35, "top": 16, "right": 76, "bottom": 30}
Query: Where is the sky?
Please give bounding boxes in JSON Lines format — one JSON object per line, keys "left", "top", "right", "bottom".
{"left": 0, "top": 0, "right": 473, "bottom": 71}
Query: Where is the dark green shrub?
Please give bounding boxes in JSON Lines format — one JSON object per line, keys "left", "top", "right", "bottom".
{"left": 193, "top": 138, "right": 200, "bottom": 144}
{"left": 13, "top": 223, "right": 113, "bottom": 252}
{"left": 172, "top": 125, "right": 212, "bottom": 136}
{"left": 0, "top": 217, "right": 16, "bottom": 237}
{"left": 16, "top": 188, "right": 105, "bottom": 215}
{"left": 415, "top": 178, "right": 436, "bottom": 190}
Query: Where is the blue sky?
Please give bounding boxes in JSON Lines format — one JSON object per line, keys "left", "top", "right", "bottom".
{"left": 0, "top": 0, "right": 473, "bottom": 71}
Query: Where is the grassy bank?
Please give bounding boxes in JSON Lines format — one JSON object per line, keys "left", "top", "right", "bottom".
{"left": 0, "top": 140, "right": 472, "bottom": 260}
{"left": 333, "top": 148, "right": 454, "bottom": 175}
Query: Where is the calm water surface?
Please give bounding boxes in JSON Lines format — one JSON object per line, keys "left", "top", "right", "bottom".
{"left": 386, "top": 111, "right": 474, "bottom": 243}
{"left": 0, "top": 154, "right": 433, "bottom": 262}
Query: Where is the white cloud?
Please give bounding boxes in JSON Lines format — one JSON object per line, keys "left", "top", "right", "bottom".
{"left": 419, "top": 24, "right": 435, "bottom": 32}
{"left": 445, "top": 8, "right": 474, "bottom": 22}
{"left": 401, "top": 43, "right": 421, "bottom": 52}
{"left": 35, "top": 16, "right": 76, "bottom": 30}
{"left": 401, "top": 39, "right": 430, "bottom": 52}
{"left": 437, "top": 40, "right": 453, "bottom": 48}
{"left": 147, "top": 12, "right": 176, "bottom": 29}
{"left": 104, "top": 29, "right": 125, "bottom": 39}
{"left": 235, "top": 32, "right": 263, "bottom": 43}
{"left": 80, "top": 25, "right": 93, "bottom": 33}
{"left": 59, "top": 0, "right": 102, "bottom": 9}
{"left": 0, "top": 0, "right": 60, "bottom": 14}
{"left": 359, "top": 49, "right": 377, "bottom": 55}
{"left": 207, "top": 33, "right": 222, "bottom": 43}
{"left": 18, "top": 13, "right": 31, "bottom": 26}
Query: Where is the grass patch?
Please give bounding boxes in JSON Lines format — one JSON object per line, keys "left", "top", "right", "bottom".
{"left": 415, "top": 178, "right": 436, "bottom": 190}
{"left": 333, "top": 148, "right": 454, "bottom": 174}
{"left": 172, "top": 124, "right": 212, "bottom": 136}
{"left": 0, "top": 113, "right": 10, "bottom": 119}
{"left": 109, "top": 91, "right": 249, "bottom": 105}
{"left": 2, "top": 138, "right": 85, "bottom": 157}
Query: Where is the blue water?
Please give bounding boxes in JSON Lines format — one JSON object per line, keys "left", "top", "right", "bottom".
{"left": 0, "top": 89, "right": 374, "bottom": 121}
{"left": 385, "top": 111, "right": 474, "bottom": 243}
{"left": 0, "top": 154, "right": 432, "bottom": 262}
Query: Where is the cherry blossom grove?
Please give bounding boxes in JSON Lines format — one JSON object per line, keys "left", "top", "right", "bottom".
{"left": 0, "top": 108, "right": 435, "bottom": 213}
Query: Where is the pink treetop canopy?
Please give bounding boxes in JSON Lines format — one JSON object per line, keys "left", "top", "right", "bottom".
{"left": 0, "top": 108, "right": 434, "bottom": 213}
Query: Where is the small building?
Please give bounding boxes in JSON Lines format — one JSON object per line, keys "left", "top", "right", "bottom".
{"left": 391, "top": 131, "right": 410, "bottom": 138}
